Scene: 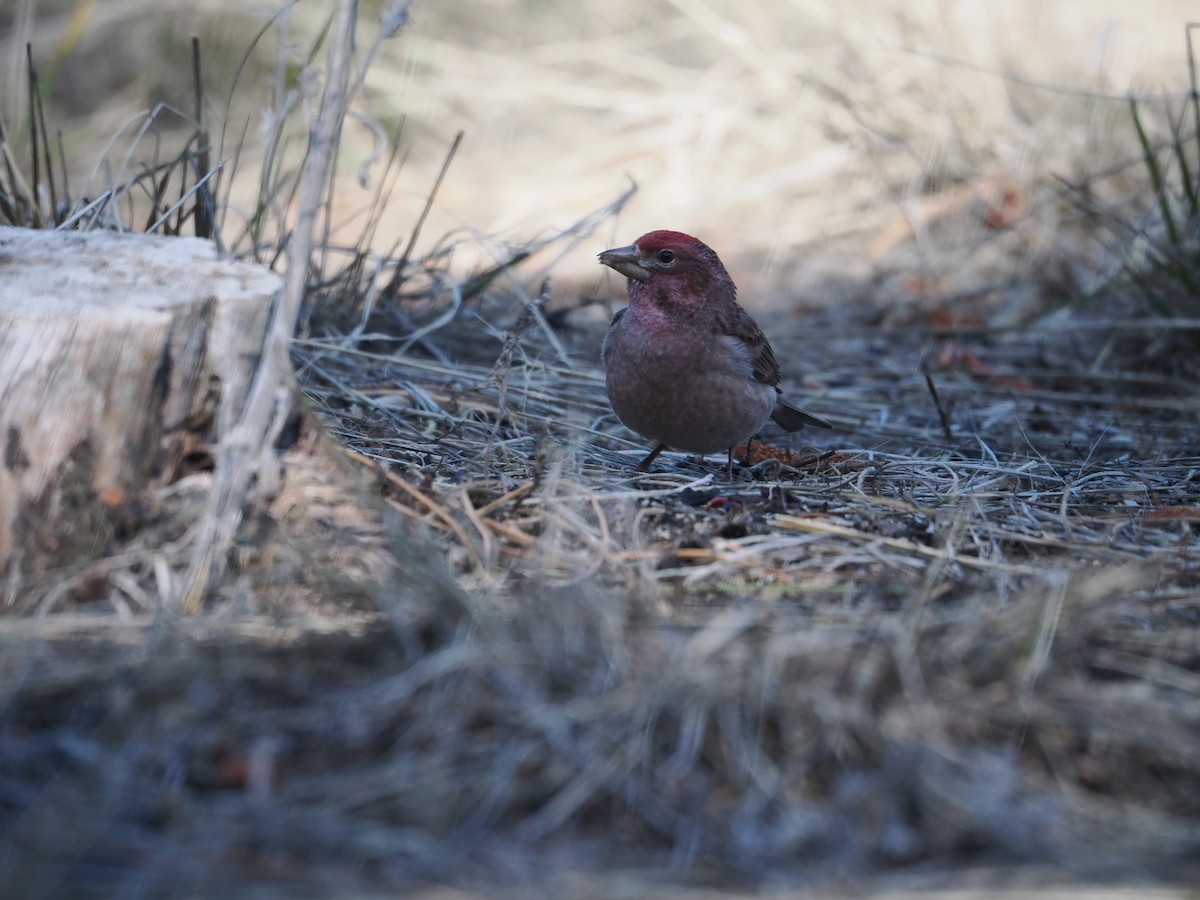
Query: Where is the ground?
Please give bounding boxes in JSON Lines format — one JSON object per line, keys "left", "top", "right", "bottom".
{"left": 1, "top": 1, "right": 1199, "bottom": 896}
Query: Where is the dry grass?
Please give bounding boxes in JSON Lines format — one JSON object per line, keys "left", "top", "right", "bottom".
{"left": 6, "top": 2, "right": 1197, "bottom": 281}
{"left": 2, "top": 1, "right": 1200, "bottom": 896}
{"left": 6, "top": 218, "right": 1196, "bottom": 894}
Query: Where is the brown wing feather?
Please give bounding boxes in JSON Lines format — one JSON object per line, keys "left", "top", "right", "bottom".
{"left": 715, "top": 306, "right": 782, "bottom": 387}
{"left": 717, "top": 305, "right": 834, "bottom": 432}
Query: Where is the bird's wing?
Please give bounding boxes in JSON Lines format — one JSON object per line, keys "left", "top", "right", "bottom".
{"left": 600, "top": 307, "right": 628, "bottom": 366}
{"left": 723, "top": 307, "right": 782, "bottom": 388}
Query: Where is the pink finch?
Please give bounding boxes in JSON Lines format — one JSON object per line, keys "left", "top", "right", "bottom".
{"left": 599, "top": 230, "right": 832, "bottom": 477}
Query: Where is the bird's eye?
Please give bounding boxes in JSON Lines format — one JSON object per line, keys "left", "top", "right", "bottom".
{"left": 656, "top": 249, "right": 675, "bottom": 264}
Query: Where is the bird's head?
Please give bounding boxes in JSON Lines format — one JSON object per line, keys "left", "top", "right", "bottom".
{"left": 598, "top": 230, "right": 734, "bottom": 311}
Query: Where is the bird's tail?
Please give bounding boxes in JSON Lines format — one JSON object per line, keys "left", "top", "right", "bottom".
{"left": 771, "top": 399, "right": 834, "bottom": 432}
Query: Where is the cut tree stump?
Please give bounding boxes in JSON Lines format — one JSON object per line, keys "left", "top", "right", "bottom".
{"left": 0, "top": 226, "right": 283, "bottom": 580}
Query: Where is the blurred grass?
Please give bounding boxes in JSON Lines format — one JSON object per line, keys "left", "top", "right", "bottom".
{"left": 1120, "top": 22, "right": 1200, "bottom": 321}
{"left": 4, "top": 0, "right": 1197, "bottom": 299}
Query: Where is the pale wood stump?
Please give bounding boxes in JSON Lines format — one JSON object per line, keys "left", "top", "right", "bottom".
{"left": 0, "top": 226, "right": 283, "bottom": 579}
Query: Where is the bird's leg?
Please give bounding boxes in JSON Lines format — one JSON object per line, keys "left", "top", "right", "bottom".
{"left": 740, "top": 440, "right": 754, "bottom": 469}
{"left": 725, "top": 447, "right": 735, "bottom": 480}
{"left": 636, "top": 443, "right": 667, "bottom": 472}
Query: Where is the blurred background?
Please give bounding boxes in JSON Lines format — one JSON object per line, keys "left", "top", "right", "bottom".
{"left": 2, "top": 0, "right": 1194, "bottom": 310}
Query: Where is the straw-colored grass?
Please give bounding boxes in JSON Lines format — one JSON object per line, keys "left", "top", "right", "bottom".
{"left": 1, "top": 1, "right": 1199, "bottom": 895}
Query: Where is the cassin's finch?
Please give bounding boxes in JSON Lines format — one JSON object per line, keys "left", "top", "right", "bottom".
{"left": 600, "top": 230, "right": 832, "bottom": 477}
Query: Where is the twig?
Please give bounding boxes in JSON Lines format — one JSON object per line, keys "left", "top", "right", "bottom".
{"left": 924, "top": 372, "right": 953, "bottom": 440}
{"left": 179, "top": 0, "right": 363, "bottom": 611}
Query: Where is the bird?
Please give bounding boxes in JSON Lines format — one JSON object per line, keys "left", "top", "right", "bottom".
{"left": 599, "top": 229, "right": 832, "bottom": 478}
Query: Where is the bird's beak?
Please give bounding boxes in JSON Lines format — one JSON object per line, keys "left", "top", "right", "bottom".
{"left": 598, "top": 244, "right": 650, "bottom": 282}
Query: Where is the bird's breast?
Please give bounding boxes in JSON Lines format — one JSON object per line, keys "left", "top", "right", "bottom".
{"left": 602, "top": 312, "right": 774, "bottom": 454}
